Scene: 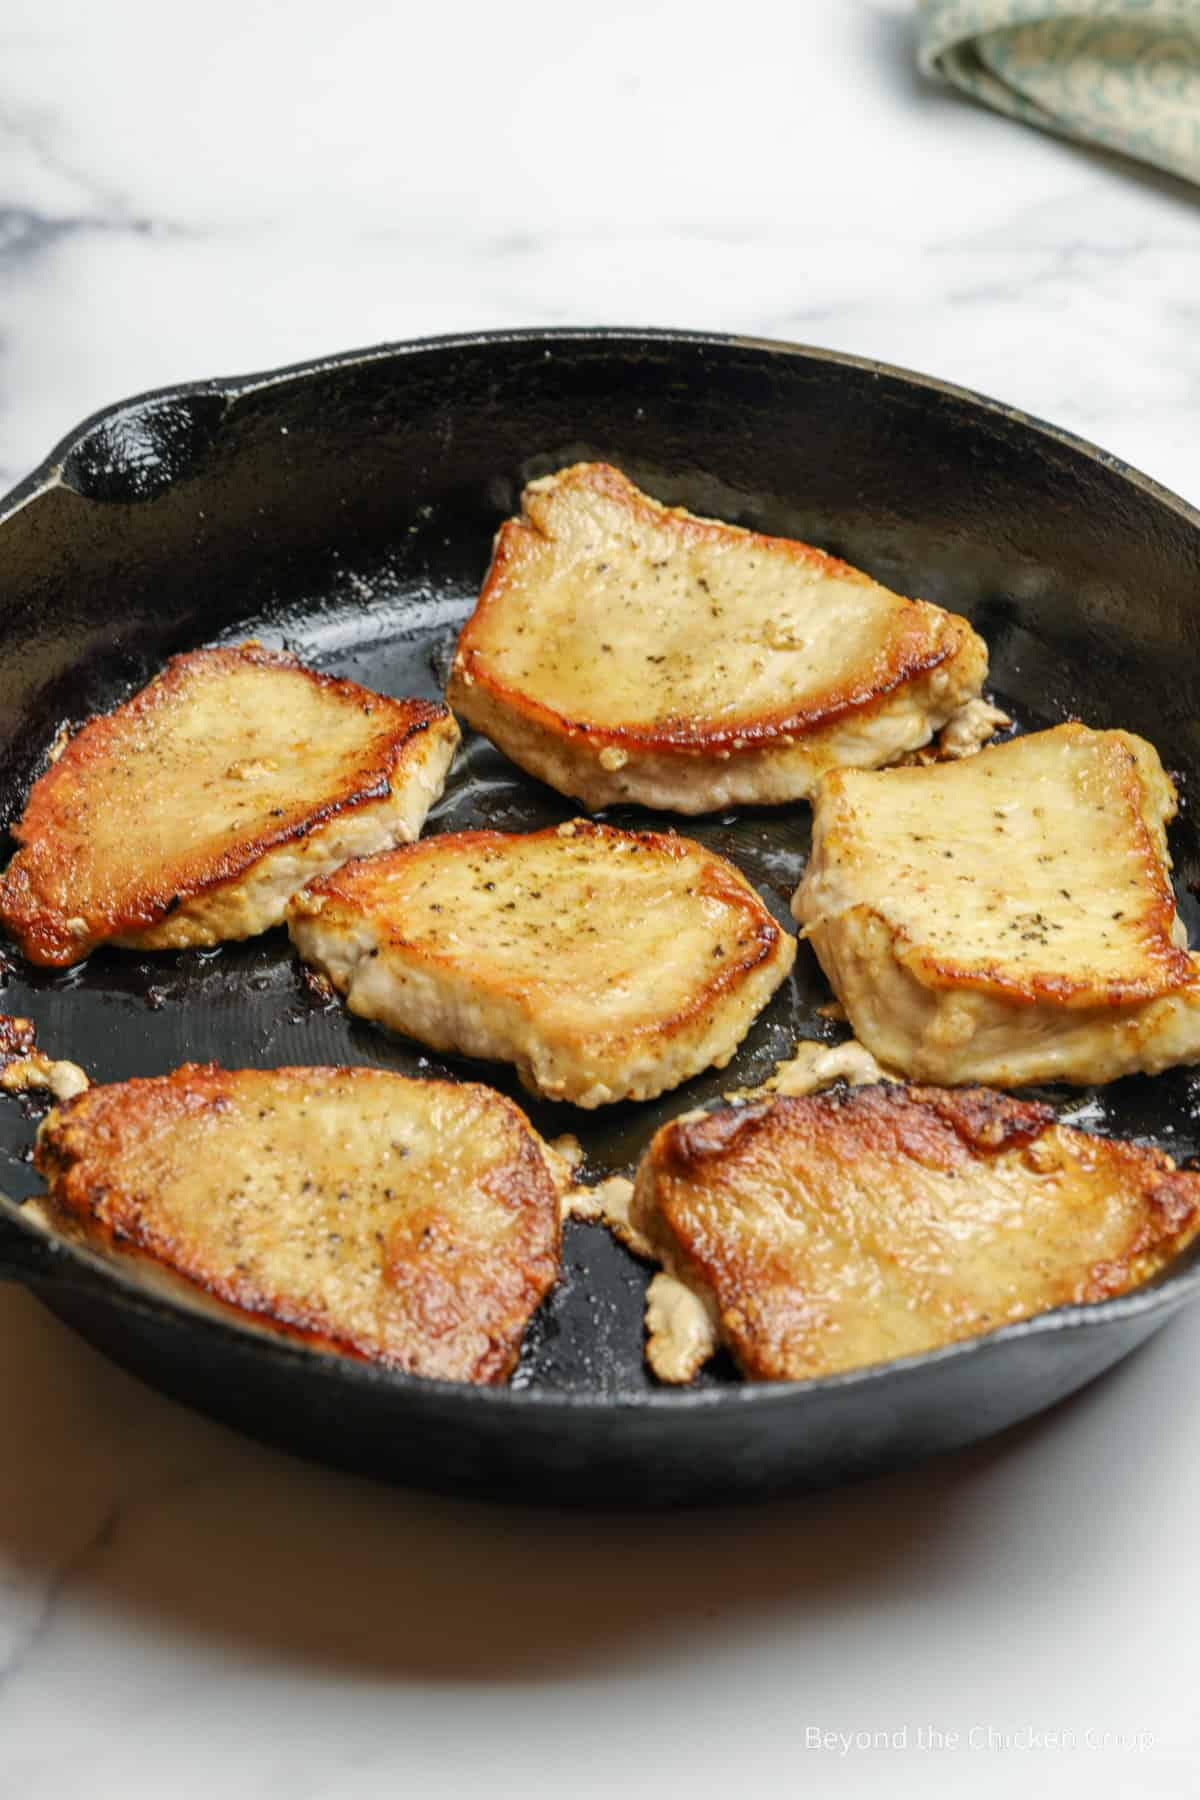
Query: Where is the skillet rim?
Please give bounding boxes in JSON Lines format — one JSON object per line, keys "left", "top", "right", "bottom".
{"left": 3, "top": 322, "right": 1200, "bottom": 1415}
{"left": 5, "top": 324, "right": 1200, "bottom": 535}
{"left": 4, "top": 1183, "right": 1200, "bottom": 1413}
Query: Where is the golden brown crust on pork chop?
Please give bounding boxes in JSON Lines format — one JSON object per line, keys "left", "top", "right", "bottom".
{"left": 0, "top": 645, "right": 459, "bottom": 966}
{"left": 635, "top": 1083, "right": 1200, "bottom": 1382}
{"left": 287, "top": 820, "right": 796, "bottom": 1107}
{"left": 448, "top": 463, "right": 990, "bottom": 812}
{"left": 34, "top": 1063, "right": 562, "bottom": 1383}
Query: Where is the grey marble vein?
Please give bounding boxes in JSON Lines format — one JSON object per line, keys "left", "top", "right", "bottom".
{"left": 0, "top": 1503, "right": 120, "bottom": 1699}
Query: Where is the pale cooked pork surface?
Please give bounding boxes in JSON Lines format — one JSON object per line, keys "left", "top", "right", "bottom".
{"left": 793, "top": 722, "right": 1200, "bottom": 1086}
{"left": 447, "top": 463, "right": 991, "bottom": 813}
{"left": 633, "top": 1083, "right": 1200, "bottom": 1382}
{"left": 0, "top": 645, "right": 459, "bottom": 966}
{"left": 287, "top": 820, "right": 796, "bottom": 1107}
{"left": 34, "top": 1064, "right": 562, "bottom": 1383}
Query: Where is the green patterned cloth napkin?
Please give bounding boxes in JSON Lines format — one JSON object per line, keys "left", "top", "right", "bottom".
{"left": 917, "top": 1, "right": 1200, "bottom": 185}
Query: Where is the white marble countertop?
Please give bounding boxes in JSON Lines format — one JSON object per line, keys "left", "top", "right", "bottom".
{"left": 3, "top": 2, "right": 1200, "bottom": 1795}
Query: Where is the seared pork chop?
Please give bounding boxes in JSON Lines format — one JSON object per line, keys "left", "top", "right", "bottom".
{"left": 0, "top": 645, "right": 459, "bottom": 967}
{"left": 34, "top": 1064, "right": 563, "bottom": 1383}
{"left": 793, "top": 723, "right": 1200, "bottom": 1086}
{"left": 632, "top": 1083, "right": 1200, "bottom": 1382}
{"left": 287, "top": 820, "right": 796, "bottom": 1107}
{"left": 447, "top": 463, "right": 991, "bottom": 813}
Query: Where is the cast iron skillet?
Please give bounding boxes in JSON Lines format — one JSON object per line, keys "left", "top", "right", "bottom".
{"left": 3, "top": 328, "right": 1200, "bottom": 1506}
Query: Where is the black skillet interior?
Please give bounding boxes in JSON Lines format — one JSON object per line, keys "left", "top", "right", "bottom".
{"left": 2, "top": 329, "right": 1200, "bottom": 1501}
